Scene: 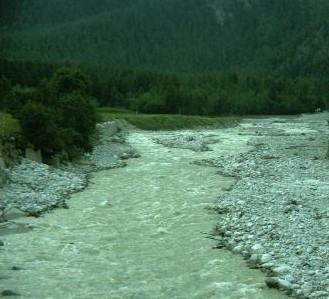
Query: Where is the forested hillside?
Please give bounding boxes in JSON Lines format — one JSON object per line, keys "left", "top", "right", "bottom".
{"left": 1, "top": 0, "right": 329, "bottom": 75}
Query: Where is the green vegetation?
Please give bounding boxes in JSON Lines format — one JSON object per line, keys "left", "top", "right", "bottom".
{"left": 1, "top": 66, "right": 99, "bottom": 162}
{"left": 1, "top": 60, "right": 328, "bottom": 117}
{"left": 100, "top": 109, "right": 240, "bottom": 131}
{"left": 1, "top": 0, "right": 329, "bottom": 117}
{"left": 0, "top": 112, "right": 20, "bottom": 136}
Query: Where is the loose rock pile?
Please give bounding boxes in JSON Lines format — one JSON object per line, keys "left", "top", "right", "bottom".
{"left": 154, "top": 132, "right": 219, "bottom": 152}
{"left": 203, "top": 115, "right": 329, "bottom": 299}
{"left": 0, "top": 121, "right": 139, "bottom": 219}
{"left": 1, "top": 160, "right": 87, "bottom": 216}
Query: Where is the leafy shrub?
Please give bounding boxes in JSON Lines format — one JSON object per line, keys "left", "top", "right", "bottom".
{"left": 17, "top": 66, "right": 99, "bottom": 162}
{"left": 18, "top": 101, "right": 61, "bottom": 156}
{"left": 57, "top": 92, "right": 99, "bottom": 150}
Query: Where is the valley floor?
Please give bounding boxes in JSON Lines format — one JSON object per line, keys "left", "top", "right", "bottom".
{"left": 1, "top": 113, "right": 329, "bottom": 298}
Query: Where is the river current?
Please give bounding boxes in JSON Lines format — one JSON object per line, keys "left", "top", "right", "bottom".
{"left": 1, "top": 128, "right": 289, "bottom": 299}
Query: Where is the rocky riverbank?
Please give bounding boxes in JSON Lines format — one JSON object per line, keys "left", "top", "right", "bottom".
{"left": 204, "top": 113, "right": 329, "bottom": 299}
{"left": 1, "top": 113, "right": 328, "bottom": 299}
{"left": 151, "top": 113, "right": 329, "bottom": 298}
{"left": 0, "top": 120, "right": 139, "bottom": 221}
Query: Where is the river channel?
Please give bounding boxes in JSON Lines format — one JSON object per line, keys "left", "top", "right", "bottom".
{"left": 1, "top": 127, "right": 290, "bottom": 299}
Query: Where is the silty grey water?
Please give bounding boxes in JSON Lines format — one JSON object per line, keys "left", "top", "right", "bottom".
{"left": 1, "top": 128, "right": 289, "bottom": 299}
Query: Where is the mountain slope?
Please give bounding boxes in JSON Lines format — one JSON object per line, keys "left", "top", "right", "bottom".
{"left": 1, "top": 0, "right": 329, "bottom": 75}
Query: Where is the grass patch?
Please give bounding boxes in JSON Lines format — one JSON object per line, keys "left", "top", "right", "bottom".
{"left": 100, "top": 111, "right": 240, "bottom": 131}
{"left": 0, "top": 112, "right": 21, "bottom": 136}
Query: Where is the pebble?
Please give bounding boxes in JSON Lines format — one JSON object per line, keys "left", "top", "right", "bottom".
{"left": 1, "top": 290, "right": 19, "bottom": 296}
{"left": 273, "top": 265, "right": 292, "bottom": 274}
{"left": 265, "top": 277, "right": 280, "bottom": 289}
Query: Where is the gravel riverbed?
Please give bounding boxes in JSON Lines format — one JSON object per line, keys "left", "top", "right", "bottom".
{"left": 0, "top": 121, "right": 139, "bottom": 220}
{"left": 1, "top": 113, "right": 329, "bottom": 299}
{"left": 153, "top": 113, "right": 329, "bottom": 298}
{"left": 204, "top": 113, "right": 329, "bottom": 299}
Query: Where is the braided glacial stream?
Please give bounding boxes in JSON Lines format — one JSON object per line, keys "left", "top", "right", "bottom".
{"left": 1, "top": 128, "right": 290, "bottom": 299}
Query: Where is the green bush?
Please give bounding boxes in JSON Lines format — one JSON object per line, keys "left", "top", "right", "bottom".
{"left": 16, "top": 66, "right": 99, "bottom": 162}
{"left": 57, "top": 92, "right": 99, "bottom": 150}
{"left": 18, "top": 101, "right": 61, "bottom": 156}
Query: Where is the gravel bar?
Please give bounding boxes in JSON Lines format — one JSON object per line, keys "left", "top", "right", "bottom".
{"left": 0, "top": 121, "right": 139, "bottom": 218}
{"left": 204, "top": 113, "right": 329, "bottom": 299}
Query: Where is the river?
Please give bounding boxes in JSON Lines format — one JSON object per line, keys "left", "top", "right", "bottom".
{"left": 1, "top": 127, "right": 290, "bottom": 299}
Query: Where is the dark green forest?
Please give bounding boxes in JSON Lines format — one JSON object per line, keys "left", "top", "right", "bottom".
{"left": 2, "top": 0, "right": 329, "bottom": 75}
{"left": 1, "top": 0, "right": 329, "bottom": 140}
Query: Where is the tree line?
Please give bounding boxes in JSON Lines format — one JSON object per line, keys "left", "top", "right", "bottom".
{"left": 1, "top": 59, "right": 328, "bottom": 118}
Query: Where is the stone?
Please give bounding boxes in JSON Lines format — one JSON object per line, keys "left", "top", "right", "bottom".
{"left": 251, "top": 243, "right": 265, "bottom": 253}
{"left": 260, "top": 253, "right": 272, "bottom": 263}
{"left": 311, "top": 291, "right": 329, "bottom": 298}
{"left": 273, "top": 265, "right": 292, "bottom": 274}
{"left": 1, "top": 290, "right": 19, "bottom": 296}
{"left": 119, "top": 152, "right": 130, "bottom": 159}
{"left": 265, "top": 277, "right": 280, "bottom": 289}
{"left": 232, "top": 245, "right": 244, "bottom": 254}
{"left": 250, "top": 254, "right": 260, "bottom": 263}
{"left": 262, "top": 262, "right": 275, "bottom": 270}
{"left": 284, "top": 275, "right": 295, "bottom": 284}
{"left": 278, "top": 278, "right": 293, "bottom": 290}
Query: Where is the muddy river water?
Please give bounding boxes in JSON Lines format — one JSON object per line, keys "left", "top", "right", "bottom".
{"left": 1, "top": 127, "right": 290, "bottom": 299}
